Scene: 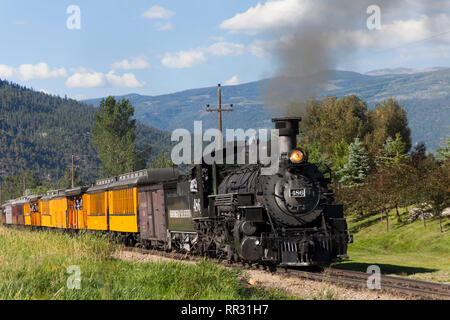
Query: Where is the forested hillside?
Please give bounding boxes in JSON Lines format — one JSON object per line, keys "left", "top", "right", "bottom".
{"left": 0, "top": 80, "right": 170, "bottom": 183}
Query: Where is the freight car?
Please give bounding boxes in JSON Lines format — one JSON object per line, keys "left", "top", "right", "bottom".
{"left": 0, "top": 117, "right": 351, "bottom": 267}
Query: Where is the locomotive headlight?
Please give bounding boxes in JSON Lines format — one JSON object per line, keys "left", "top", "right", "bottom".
{"left": 290, "top": 149, "right": 305, "bottom": 163}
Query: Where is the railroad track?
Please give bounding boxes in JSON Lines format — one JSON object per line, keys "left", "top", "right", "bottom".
{"left": 281, "top": 268, "right": 450, "bottom": 300}
{"left": 122, "top": 246, "right": 450, "bottom": 300}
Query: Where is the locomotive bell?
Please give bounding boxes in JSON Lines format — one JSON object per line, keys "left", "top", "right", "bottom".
{"left": 272, "top": 117, "right": 301, "bottom": 157}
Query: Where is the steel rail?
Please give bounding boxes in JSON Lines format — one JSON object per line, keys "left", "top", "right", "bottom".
{"left": 281, "top": 268, "right": 450, "bottom": 300}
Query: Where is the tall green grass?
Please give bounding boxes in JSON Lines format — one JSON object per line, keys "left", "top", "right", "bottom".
{"left": 0, "top": 226, "right": 287, "bottom": 300}
{"left": 332, "top": 210, "right": 449, "bottom": 282}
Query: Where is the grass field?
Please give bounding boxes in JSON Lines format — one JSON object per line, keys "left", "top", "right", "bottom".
{"left": 0, "top": 226, "right": 288, "bottom": 300}
{"left": 1, "top": 210, "right": 448, "bottom": 300}
{"left": 332, "top": 209, "right": 450, "bottom": 283}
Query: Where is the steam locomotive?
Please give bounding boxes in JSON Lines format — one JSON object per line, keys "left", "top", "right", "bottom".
{"left": 1, "top": 118, "right": 351, "bottom": 267}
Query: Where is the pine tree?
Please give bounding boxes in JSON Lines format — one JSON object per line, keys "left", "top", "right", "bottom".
{"left": 0, "top": 170, "right": 40, "bottom": 200}
{"left": 151, "top": 151, "right": 174, "bottom": 168}
{"left": 92, "top": 97, "right": 146, "bottom": 177}
{"left": 338, "top": 138, "right": 370, "bottom": 187}
{"left": 57, "top": 168, "right": 83, "bottom": 189}
{"left": 376, "top": 133, "right": 408, "bottom": 167}
{"left": 332, "top": 138, "right": 349, "bottom": 171}
{"left": 411, "top": 141, "right": 427, "bottom": 164}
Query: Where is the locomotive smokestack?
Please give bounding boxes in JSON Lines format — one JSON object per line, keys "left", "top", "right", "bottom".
{"left": 272, "top": 117, "right": 301, "bottom": 156}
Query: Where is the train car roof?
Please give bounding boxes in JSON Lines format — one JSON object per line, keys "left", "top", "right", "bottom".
{"left": 88, "top": 168, "right": 180, "bottom": 192}
{"left": 28, "top": 195, "right": 41, "bottom": 202}
{"left": 14, "top": 197, "right": 28, "bottom": 205}
{"left": 87, "top": 176, "right": 116, "bottom": 193}
{"left": 1, "top": 200, "right": 12, "bottom": 207}
{"left": 41, "top": 189, "right": 65, "bottom": 201}
{"left": 65, "top": 186, "right": 89, "bottom": 197}
{"left": 1, "top": 194, "right": 41, "bottom": 206}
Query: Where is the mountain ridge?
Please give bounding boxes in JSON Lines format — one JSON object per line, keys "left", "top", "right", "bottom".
{"left": 84, "top": 68, "right": 450, "bottom": 151}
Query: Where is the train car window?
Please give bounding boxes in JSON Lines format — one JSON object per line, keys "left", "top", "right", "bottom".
{"left": 90, "top": 193, "right": 105, "bottom": 215}
{"left": 111, "top": 188, "right": 135, "bottom": 215}
{"left": 72, "top": 196, "right": 83, "bottom": 210}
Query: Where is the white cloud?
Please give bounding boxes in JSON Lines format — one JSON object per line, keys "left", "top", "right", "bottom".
{"left": 161, "top": 41, "right": 247, "bottom": 69}
{"left": 248, "top": 39, "right": 276, "bottom": 58}
{"left": 206, "top": 42, "right": 245, "bottom": 56}
{"left": 0, "top": 63, "right": 66, "bottom": 80}
{"left": 220, "top": 0, "right": 450, "bottom": 55}
{"left": 66, "top": 69, "right": 145, "bottom": 88}
{"left": 142, "top": 5, "right": 175, "bottom": 20}
{"left": 238, "top": 11, "right": 450, "bottom": 61}
{"left": 66, "top": 71, "right": 105, "bottom": 88}
{"left": 162, "top": 50, "right": 207, "bottom": 69}
{"left": 105, "top": 71, "right": 146, "bottom": 87}
{"left": 0, "top": 62, "right": 146, "bottom": 89}
{"left": 111, "top": 57, "right": 150, "bottom": 70}
{"left": 18, "top": 63, "right": 67, "bottom": 80}
{"left": 220, "top": 0, "right": 310, "bottom": 34}
{"left": 328, "top": 14, "right": 450, "bottom": 50}
{"left": 0, "top": 64, "right": 14, "bottom": 78}
{"left": 224, "top": 76, "right": 240, "bottom": 86}
{"left": 70, "top": 66, "right": 91, "bottom": 73}
{"left": 157, "top": 22, "right": 174, "bottom": 31}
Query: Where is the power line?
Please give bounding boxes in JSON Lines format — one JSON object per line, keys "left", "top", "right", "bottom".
{"left": 375, "top": 29, "right": 450, "bottom": 54}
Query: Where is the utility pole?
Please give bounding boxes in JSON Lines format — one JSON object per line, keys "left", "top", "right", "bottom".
{"left": 206, "top": 84, "right": 233, "bottom": 150}
{"left": 71, "top": 154, "right": 74, "bottom": 188}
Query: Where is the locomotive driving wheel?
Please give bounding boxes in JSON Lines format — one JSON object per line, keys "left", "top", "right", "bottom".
{"left": 194, "top": 219, "right": 233, "bottom": 259}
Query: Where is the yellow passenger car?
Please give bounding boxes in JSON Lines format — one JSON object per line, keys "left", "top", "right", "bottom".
{"left": 24, "top": 195, "right": 41, "bottom": 227}
{"left": 24, "top": 200, "right": 31, "bottom": 226}
{"left": 107, "top": 171, "right": 151, "bottom": 233}
{"left": 108, "top": 185, "right": 138, "bottom": 233}
{"left": 86, "top": 179, "right": 112, "bottom": 231}
{"left": 66, "top": 187, "right": 88, "bottom": 229}
{"left": 30, "top": 196, "right": 41, "bottom": 227}
{"left": 50, "top": 190, "right": 67, "bottom": 229}
{"left": 40, "top": 193, "right": 53, "bottom": 228}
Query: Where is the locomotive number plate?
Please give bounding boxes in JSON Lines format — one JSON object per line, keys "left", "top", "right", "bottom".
{"left": 169, "top": 210, "right": 192, "bottom": 218}
{"left": 290, "top": 188, "right": 306, "bottom": 198}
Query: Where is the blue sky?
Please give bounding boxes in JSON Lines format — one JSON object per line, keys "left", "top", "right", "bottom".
{"left": 0, "top": 0, "right": 449, "bottom": 99}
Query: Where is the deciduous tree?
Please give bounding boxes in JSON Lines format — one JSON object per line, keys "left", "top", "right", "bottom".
{"left": 365, "top": 98, "right": 411, "bottom": 157}
{"left": 436, "top": 134, "right": 450, "bottom": 163}
{"left": 419, "top": 162, "right": 449, "bottom": 233}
